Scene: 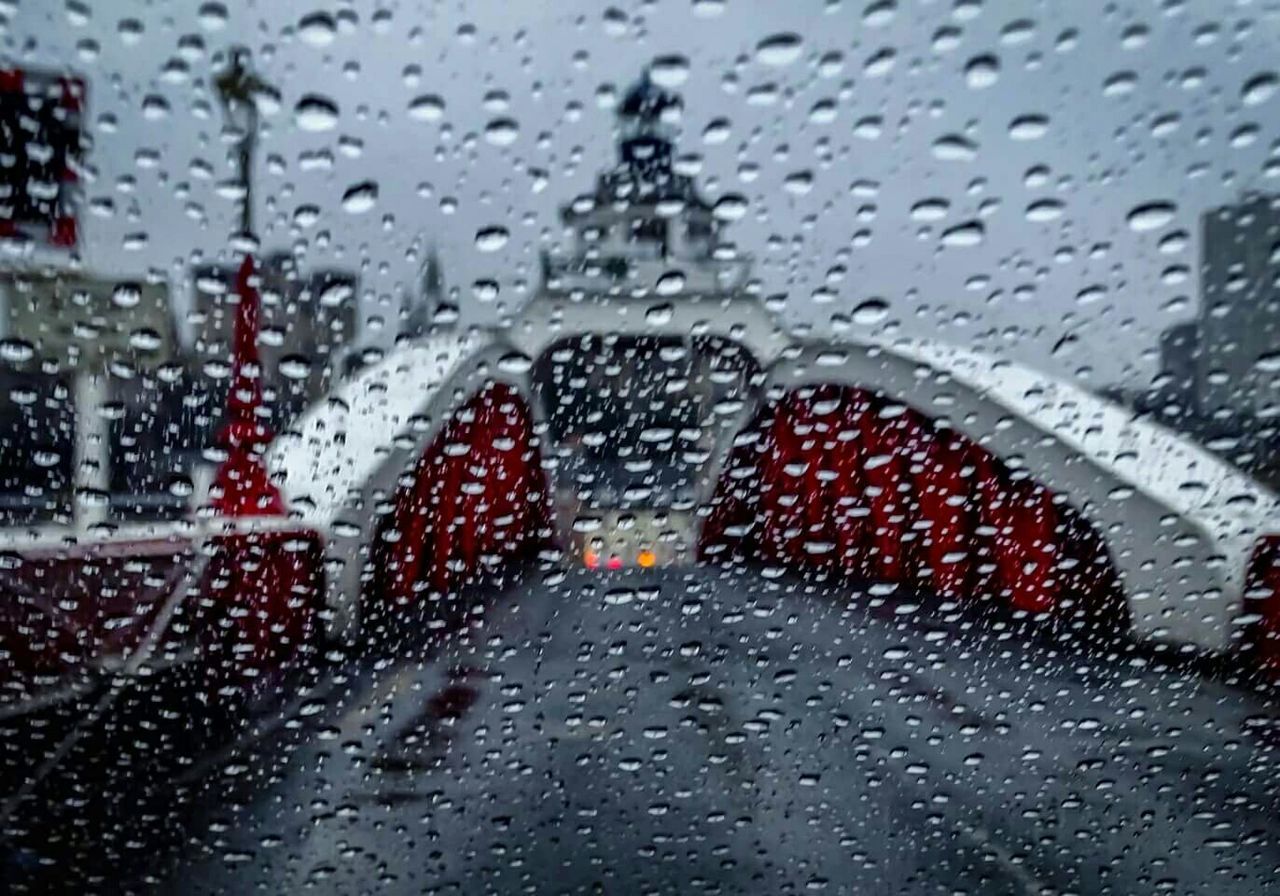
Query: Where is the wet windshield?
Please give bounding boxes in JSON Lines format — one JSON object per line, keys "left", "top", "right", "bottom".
{"left": 536, "top": 335, "right": 758, "bottom": 509}
{"left": 2, "top": 3, "right": 1280, "bottom": 895}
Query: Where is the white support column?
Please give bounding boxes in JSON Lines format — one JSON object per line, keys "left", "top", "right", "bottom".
{"left": 73, "top": 369, "right": 110, "bottom": 530}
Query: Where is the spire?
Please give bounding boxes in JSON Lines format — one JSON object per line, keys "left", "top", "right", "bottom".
{"left": 209, "top": 255, "right": 285, "bottom": 517}
{"left": 405, "top": 246, "right": 456, "bottom": 337}
{"left": 617, "top": 70, "right": 681, "bottom": 180}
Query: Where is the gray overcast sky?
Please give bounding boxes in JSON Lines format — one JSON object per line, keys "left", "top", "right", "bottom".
{"left": 4, "top": 0, "right": 1279, "bottom": 387}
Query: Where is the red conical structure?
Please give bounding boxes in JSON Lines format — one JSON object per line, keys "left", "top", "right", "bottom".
{"left": 209, "top": 255, "right": 285, "bottom": 517}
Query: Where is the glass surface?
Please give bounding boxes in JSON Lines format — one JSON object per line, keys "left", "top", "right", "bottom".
{"left": 0, "top": 2, "right": 1278, "bottom": 894}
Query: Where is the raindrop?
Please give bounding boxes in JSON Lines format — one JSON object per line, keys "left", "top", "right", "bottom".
{"left": 910, "top": 198, "right": 949, "bottom": 221}
{"left": 472, "top": 279, "right": 499, "bottom": 302}
{"left": 1242, "top": 72, "right": 1278, "bottom": 106}
{"left": 863, "top": 1, "right": 897, "bottom": 26}
{"left": 475, "top": 226, "right": 509, "bottom": 251}
{"left": 932, "top": 134, "right": 976, "bottom": 161}
{"left": 293, "top": 204, "right": 320, "bottom": 228}
{"left": 294, "top": 95, "right": 339, "bottom": 132}
{"left": 941, "top": 220, "right": 984, "bottom": 247}
{"left": 197, "top": 2, "right": 227, "bottom": 30}
{"left": 784, "top": 171, "right": 813, "bottom": 194}
{"left": 0, "top": 339, "right": 34, "bottom": 363}
{"left": 1127, "top": 201, "right": 1175, "bottom": 232}
{"left": 341, "top": 180, "right": 378, "bottom": 214}
{"left": 128, "top": 328, "right": 162, "bottom": 351}
{"left": 645, "top": 303, "right": 674, "bottom": 325}
{"left": 319, "top": 282, "right": 353, "bottom": 307}
{"left": 1009, "top": 115, "right": 1048, "bottom": 140}
{"left": 656, "top": 271, "right": 685, "bottom": 295}
{"left": 864, "top": 48, "right": 896, "bottom": 77}
{"left": 111, "top": 283, "right": 141, "bottom": 308}
{"left": 497, "top": 352, "right": 533, "bottom": 374}
{"left": 1076, "top": 284, "right": 1107, "bottom": 305}
{"left": 1103, "top": 71, "right": 1137, "bottom": 96}
{"left": 853, "top": 116, "right": 882, "bottom": 139}
{"left": 852, "top": 298, "right": 890, "bottom": 325}
{"left": 118, "top": 18, "right": 144, "bottom": 44}
{"left": 602, "top": 7, "right": 628, "bottom": 36}
{"left": 965, "top": 54, "right": 999, "bottom": 88}
{"left": 756, "top": 33, "right": 803, "bottom": 68}
{"left": 703, "top": 118, "right": 731, "bottom": 143}
{"left": 484, "top": 117, "right": 519, "bottom": 146}
{"left": 650, "top": 55, "right": 690, "bottom": 88}
{"left": 408, "top": 94, "right": 446, "bottom": 121}
{"left": 713, "top": 194, "right": 748, "bottom": 221}
{"left": 1025, "top": 198, "right": 1064, "bottom": 221}
{"left": 808, "top": 100, "right": 837, "bottom": 124}
{"left": 298, "top": 11, "right": 337, "bottom": 47}
{"left": 279, "top": 355, "right": 311, "bottom": 380}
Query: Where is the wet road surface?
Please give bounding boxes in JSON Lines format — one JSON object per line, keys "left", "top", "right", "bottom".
{"left": 134, "top": 567, "right": 1280, "bottom": 895}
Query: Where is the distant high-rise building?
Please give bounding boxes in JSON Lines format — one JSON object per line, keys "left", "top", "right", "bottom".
{"left": 1155, "top": 320, "right": 1201, "bottom": 414}
{"left": 402, "top": 247, "right": 455, "bottom": 338}
{"left": 190, "top": 253, "right": 359, "bottom": 421}
{"left": 1198, "top": 193, "right": 1280, "bottom": 418}
{"left": 0, "top": 67, "right": 84, "bottom": 249}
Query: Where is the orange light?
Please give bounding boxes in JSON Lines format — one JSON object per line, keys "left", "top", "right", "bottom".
{"left": 637, "top": 549, "right": 657, "bottom": 569}
{"left": 607, "top": 555, "right": 623, "bottom": 570}
{"left": 583, "top": 549, "right": 599, "bottom": 569}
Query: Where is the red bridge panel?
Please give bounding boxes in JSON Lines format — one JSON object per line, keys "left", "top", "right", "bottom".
{"left": 372, "top": 383, "right": 549, "bottom": 613}
{"left": 701, "top": 386, "right": 1122, "bottom": 630}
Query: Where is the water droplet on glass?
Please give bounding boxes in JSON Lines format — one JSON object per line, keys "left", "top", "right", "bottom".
{"left": 910, "top": 198, "right": 950, "bottom": 221}
{"left": 864, "top": 48, "right": 896, "bottom": 77}
{"left": 319, "top": 282, "right": 353, "bottom": 307}
{"left": 0, "top": 339, "right": 35, "bottom": 363}
{"left": 1009, "top": 114, "right": 1048, "bottom": 140}
{"left": 298, "top": 11, "right": 336, "bottom": 46}
{"left": 475, "top": 226, "right": 510, "bottom": 251}
{"left": 756, "top": 33, "right": 803, "bottom": 68}
{"left": 1242, "top": 72, "right": 1278, "bottom": 106}
{"left": 932, "top": 134, "right": 977, "bottom": 161}
{"left": 656, "top": 271, "right": 685, "bottom": 295}
{"left": 484, "top": 117, "right": 519, "bottom": 146}
{"left": 965, "top": 54, "right": 999, "bottom": 88}
{"left": 294, "top": 95, "right": 339, "bottom": 132}
{"left": 279, "top": 355, "right": 311, "bottom": 380}
{"left": 408, "top": 94, "right": 446, "bottom": 121}
{"left": 111, "top": 283, "right": 141, "bottom": 308}
{"left": 852, "top": 298, "right": 890, "bottom": 325}
{"left": 703, "top": 118, "right": 731, "bottom": 144}
{"left": 128, "top": 328, "right": 162, "bottom": 351}
{"left": 1025, "top": 198, "right": 1064, "bottom": 222}
{"left": 713, "top": 194, "right": 748, "bottom": 221}
{"left": 941, "top": 220, "right": 984, "bottom": 247}
{"left": 472, "top": 279, "right": 499, "bottom": 302}
{"left": 650, "top": 55, "right": 690, "bottom": 88}
{"left": 646, "top": 303, "right": 674, "bottom": 325}
{"left": 197, "top": 2, "right": 227, "bottom": 30}
{"left": 341, "top": 180, "right": 378, "bottom": 214}
{"left": 1127, "top": 201, "right": 1175, "bottom": 232}
{"left": 497, "top": 352, "right": 532, "bottom": 374}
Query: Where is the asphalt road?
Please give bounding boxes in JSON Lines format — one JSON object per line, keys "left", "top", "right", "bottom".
{"left": 121, "top": 566, "right": 1280, "bottom": 895}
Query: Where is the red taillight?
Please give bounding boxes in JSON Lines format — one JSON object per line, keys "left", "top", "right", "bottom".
{"left": 1244, "top": 536, "right": 1280, "bottom": 673}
